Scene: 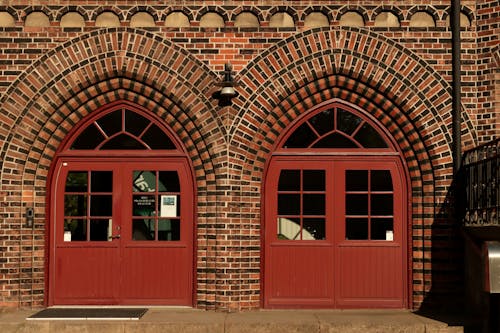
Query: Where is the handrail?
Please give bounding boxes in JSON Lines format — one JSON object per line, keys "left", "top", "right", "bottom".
{"left": 462, "top": 138, "right": 499, "bottom": 226}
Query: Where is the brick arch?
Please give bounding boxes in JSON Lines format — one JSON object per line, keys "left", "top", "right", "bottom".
{"left": 371, "top": 6, "right": 404, "bottom": 22}
{"left": 0, "top": 6, "right": 20, "bottom": 21}
{"left": 54, "top": 6, "right": 89, "bottom": 22}
{"left": 226, "top": 27, "right": 476, "bottom": 309}
{"left": 163, "top": 7, "right": 194, "bottom": 22}
{"left": 0, "top": 27, "right": 225, "bottom": 193}
{"left": 0, "top": 28, "right": 225, "bottom": 307}
{"left": 90, "top": 6, "right": 124, "bottom": 21}
{"left": 301, "top": 6, "right": 333, "bottom": 22}
{"left": 336, "top": 5, "right": 369, "bottom": 22}
{"left": 406, "top": 6, "right": 440, "bottom": 23}
{"left": 125, "top": 6, "right": 160, "bottom": 22}
{"left": 232, "top": 28, "right": 476, "bottom": 151}
{"left": 267, "top": 6, "right": 299, "bottom": 23}
{"left": 230, "top": 7, "right": 264, "bottom": 22}
{"left": 21, "top": 6, "right": 54, "bottom": 21}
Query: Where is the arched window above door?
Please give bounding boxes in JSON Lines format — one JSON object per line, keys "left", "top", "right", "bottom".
{"left": 66, "top": 103, "right": 179, "bottom": 151}
{"left": 281, "top": 103, "right": 391, "bottom": 150}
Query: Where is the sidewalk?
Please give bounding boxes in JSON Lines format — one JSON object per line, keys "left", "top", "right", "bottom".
{"left": 0, "top": 307, "right": 464, "bottom": 333}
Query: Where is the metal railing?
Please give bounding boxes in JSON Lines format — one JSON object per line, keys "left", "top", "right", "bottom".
{"left": 462, "top": 138, "right": 499, "bottom": 226}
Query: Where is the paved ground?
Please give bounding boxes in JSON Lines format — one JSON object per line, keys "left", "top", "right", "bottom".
{"left": 0, "top": 307, "right": 466, "bottom": 333}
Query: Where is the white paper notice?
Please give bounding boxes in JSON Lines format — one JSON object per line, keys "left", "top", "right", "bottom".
{"left": 160, "top": 195, "right": 177, "bottom": 217}
{"left": 386, "top": 230, "right": 394, "bottom": 241}
{"left": 64, "top": 231, "right": 72, "bottom": 242}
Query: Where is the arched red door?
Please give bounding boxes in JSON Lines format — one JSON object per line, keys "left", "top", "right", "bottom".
{"left": 48, "top": 101, "right": 194, "bottom": 306}
{"left": 263, "top": 101, "right": 408, "bottom": 308}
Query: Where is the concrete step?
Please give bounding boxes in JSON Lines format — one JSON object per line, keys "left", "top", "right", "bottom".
{"left": 0, "top": 308, "right": 464, "bottom": 333}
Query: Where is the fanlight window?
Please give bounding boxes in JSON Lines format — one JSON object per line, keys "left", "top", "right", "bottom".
{"left": 70, "top": 107, "right": 176, "bottom": 150}
{"left": 282, "top": 105, "right": 389, "bottom": 149}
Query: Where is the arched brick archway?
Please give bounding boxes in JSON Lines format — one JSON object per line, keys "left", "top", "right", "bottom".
{"left": 0, "top": 28, "right": 224, "bottom": 308}
{"left": 227, "top": 27, "right": 477, "bottom": 309}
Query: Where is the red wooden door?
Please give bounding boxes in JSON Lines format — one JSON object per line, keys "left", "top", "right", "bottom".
{"left": 264, "top": 156, "right": 407, "bottom": 308}
{"left": 50, "top": 158, "right": 193, "bottom": 305}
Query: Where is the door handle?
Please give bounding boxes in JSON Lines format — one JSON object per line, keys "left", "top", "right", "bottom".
{"left": 108, "top": 234, "right": 121, "bottom": 240}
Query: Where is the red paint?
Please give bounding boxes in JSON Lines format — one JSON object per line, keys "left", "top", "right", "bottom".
{"left": 264, "top": 157, "right": 407, "bottom": 308}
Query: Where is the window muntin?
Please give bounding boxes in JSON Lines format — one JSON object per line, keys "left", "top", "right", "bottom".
{"left": 64, "top": 171, "right": 113, "bottom": 242}
{"left": 132, "top": 170, "right": 181, "bottom": 241}
{"left": 282, "top": 105, "right": 389, "bottom": 149}
{"left": 277, "top": 169, "right": 326, "bottom": 240}
{"left": 345, "top": 170, "right": 394, "bottom": 241}
{"left": 70, "top": 107, "right": 177, "bottom": 150}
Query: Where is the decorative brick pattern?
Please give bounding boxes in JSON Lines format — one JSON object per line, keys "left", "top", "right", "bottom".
{"left": 0, "top": 0, "right": 497, "bottom": 311}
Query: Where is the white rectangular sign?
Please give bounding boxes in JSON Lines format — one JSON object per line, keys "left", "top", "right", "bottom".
{"left": 160, "top": 195, "right": 177, "bottom": 217}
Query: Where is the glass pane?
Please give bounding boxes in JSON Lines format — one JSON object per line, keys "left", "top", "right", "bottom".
{"left": 142, "top": 124, "right": 176, "bottom": 149}
{"left": 371, "top": 218, "right": 393, "bottom": 240}
{"left": 133, "top": 171, "right": 156, "bottom": 192}
{"left": 132, "top": 219, "right": 155, "bottom": 240}
{"left": 278, "top": 194, "right": 300, "bottom": 215}
{"left": 371, "top": 170, "right": 393, "bottom": 191}
{"left": 64, "top": 194, "right": 87, "bottom": 216}
{"left": 97, "top": 110, "right": 122, "bottom": 136}
{"left": 303, "top": 170, "right": 325, "bottom": 191}
{"left": 71, "top": 124, "right": 105, "bottom": 150}
{"left": 158, "top": 171, "right": 180, "bottom": 192}
{"left": 371, "top": 194, "right": 393, "bottom": 215}
{"left": 303, "top": 194, "right": 325, "bottom": 215}
{"left": 278, "top": 170, "right": 300, "bottom": 191}
{"left": 101, "top": 134, "right": 146, "bottom": 150}
{"left": 303, "top": 218, "right": 325, "bottom": 240}
{"left": 337, "top": 108, "right": 362, "bottom": 135}
{"left": 125, "top": 110, "right": 150, "bottom": 136}
{"left": 133, "top": 195, "right": 156, "bottom": 216}
{"left": 89, "top": 219, "right": 110, "bottom": 241}
{"left": 346, "top": 194, "right": 368, "bottom": 215}
{"left": 65, "top": 171, "right": 88, "bottom": 192}
{"left": 283, "top": 123, "right": 317, "bottom": 148}
{"left": 354, "top": 123, "right": 388, "bottom": 148}
{"left": 159, "top": 195, "right": 179, "bottom": 217}
{"left": 158, "top": 219, "right": 180, "bottom": 241}
{"left": 64, "top": 219, "right": 87, "bottom": 241}
{"left": 346, "top": 218, "right": 368, "bottom": 240}
{"left": 90, "top": 195, "right": 112, "bottom": 216}
{"left": 309, "top": 109, "right": 334, "bottom": 135}
{"left": 277, "top": 217, "right": 301, "bottom": 240}
{"left": 91, "top": 171, "right": 112, "bottom": 192}
{"left": 313, "top": 133, "right": 358, "bottom": 148}
{"left": 346, "top": 170, "right": 368, "bottom": 191}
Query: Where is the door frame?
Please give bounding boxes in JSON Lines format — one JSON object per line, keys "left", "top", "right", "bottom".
{"left": 46, "top": 155, "right": 196, "bottom": 306}
{"left": 261, "top": 154, "right": 410, "bottom": 308}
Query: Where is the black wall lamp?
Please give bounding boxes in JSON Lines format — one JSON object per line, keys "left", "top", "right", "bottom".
{"left": 213, "top": 63, "right": 239, "bottom": 106}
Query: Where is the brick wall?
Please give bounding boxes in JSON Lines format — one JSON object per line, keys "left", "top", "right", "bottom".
{"left": 0, "top": 0, "right": 497, "bottom": 310}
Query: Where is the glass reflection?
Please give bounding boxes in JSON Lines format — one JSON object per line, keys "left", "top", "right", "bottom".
{"left": 64, "top": 194, "right": 87, "bottom": 216}
{"left": 277, "top": 217, "right": 301, "bottom": 240}
{"left": 64, "top": 219, "right": 87, "bottom": 241}
{"left": 65, "top": 171, "right": 87, "bottom": 192}
{"left": 132, "top": 219, "right": 154, "bottom": 240}
{"left": 158, "top": 219, "right": 180, "bottom": 241}
{"left": 303, "top": 218, "right": 325, "bottom": 240}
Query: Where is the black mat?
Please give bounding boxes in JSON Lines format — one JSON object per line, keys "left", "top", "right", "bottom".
{"left": 27, "top": 308, "right": 148, "bottom": 320}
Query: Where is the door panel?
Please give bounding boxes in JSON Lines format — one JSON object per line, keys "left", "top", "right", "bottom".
{"left": 264, "top": 157, "right": 407, "bottom": 308}
{"left": 51, "top": 159, "right": 193, "bottom": 305}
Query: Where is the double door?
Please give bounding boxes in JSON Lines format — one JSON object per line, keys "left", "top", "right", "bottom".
{"left": 50, "top": 158, "right": 193, "bottom": 305}
{"left": 264, "top": 156, "right": 407, "bottom": 308}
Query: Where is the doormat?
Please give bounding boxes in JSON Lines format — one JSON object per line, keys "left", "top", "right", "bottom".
{"left": 26, "top": 308, "right": 148, "bottom": 321}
